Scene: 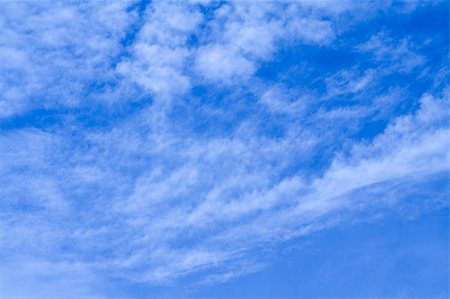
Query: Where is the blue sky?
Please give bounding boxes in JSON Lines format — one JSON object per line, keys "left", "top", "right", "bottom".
{"left": 0, "top": 1, "right": 449, "bottom": 298}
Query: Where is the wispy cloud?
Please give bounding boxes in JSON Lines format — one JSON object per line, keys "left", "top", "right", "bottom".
{"left": 0, "top": 1, "right": 448, "bottom": 297}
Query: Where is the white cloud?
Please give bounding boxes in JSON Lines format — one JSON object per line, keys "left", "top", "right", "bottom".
{"left": 3, "top": 90, "right": 445, "bottom": 286}
{"left": 359, "top": 31, "right": 427, "bottom": 73}
{"left": 192, "top": 1, "right": 336, "bottom": 83}
{"left": 0, "top": 0, "right": 447, "bottom": 293}
{"left": 287, "top": 18, "right": 335, "bottom": 45}
{"left": 195, "top": 45, "right": 256, "bottom": 82}
{"left": 259, "top": 85, "right": 308, "bottom": 114}
{"left": 0, "top": 1, "right": 134, "bottom": 117}
{"left": 117, "top": 1, "right": 203, "bottom": 100}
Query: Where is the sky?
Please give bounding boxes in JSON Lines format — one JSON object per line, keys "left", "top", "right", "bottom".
{"left": 0, "top": 1, "right": 449, "bottom": 298}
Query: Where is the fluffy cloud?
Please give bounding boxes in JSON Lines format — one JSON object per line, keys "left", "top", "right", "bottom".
{"left": 117, "top": 1, "right": 203, "bottom": 99}
{"left": 0, "top": 1, "right": 134, "bottom": 117}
